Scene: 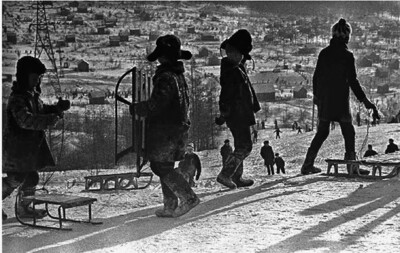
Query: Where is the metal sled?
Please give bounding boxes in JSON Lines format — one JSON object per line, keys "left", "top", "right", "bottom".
{"left": 15, "top": 190, "right": 102, "bottom": 231}
{"left": 84, "top": 67, "right": 153, "bottom": 191}
{"left": 325, "top": 158, "right": 400, "bottom": 179}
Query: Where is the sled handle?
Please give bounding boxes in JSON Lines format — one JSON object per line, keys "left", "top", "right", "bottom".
{"left": 115, "top": 67, "right": 136, "bottom": 164}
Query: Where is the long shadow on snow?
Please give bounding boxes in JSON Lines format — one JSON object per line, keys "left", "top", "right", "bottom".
{"left": 257, "top": 179, "right": 400, "bottom": 253}
{"left": 3, "top": 174, "right": 318, "bottom": 253}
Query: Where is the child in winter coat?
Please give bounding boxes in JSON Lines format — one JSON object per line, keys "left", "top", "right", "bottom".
{"left": 274, "top": 153, "right": 286, "bottom": 174}
{"left": 2, "top": 56, "right": 70, "bottom": 220}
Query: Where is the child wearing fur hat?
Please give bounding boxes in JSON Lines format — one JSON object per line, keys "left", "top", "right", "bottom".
{"left": 2, "top": 56, "right": 70, "bottom": 220}
{"left": 130, "top": 34, "right": 199, "bottom": 217}
{"left": 301, "top": 18, "right": 379, "bottom": 175}
{"left": 216, "top": 29, "right": 261, "bottom": 189}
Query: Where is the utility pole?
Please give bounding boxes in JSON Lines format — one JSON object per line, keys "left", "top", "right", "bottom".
{"left": 29, "top": 1, "right": 61, "bottom": 97}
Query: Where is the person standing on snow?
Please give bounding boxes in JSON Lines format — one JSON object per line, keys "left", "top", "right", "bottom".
{"left": 300, "top": 18, "right": 379, "bottom": 175}
{"left": 2, "top": 56, "right": 70, "bottom": 220}
{"left": 130, "top": 35, "right": 199, "bottom": 217}
{"left": 215, "top": 29, "right": 261, "bottom": 189}
{"left": 261, "top": 141, "right": 275, "bottom": 175}
{"left": 176, "top": 143, "right": 202, "bottom": 187}
{"left": 385, "top": 139, "right": 399, "bottom": 154}
{"left": 220, "top": 139, "right": 233, "bottom": 167}
{"left": 274, "top": 153, "right": 286, "bottom": 174}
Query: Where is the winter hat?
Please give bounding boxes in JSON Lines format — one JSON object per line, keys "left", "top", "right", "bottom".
{"left": 16, "top": 56, "right": 46, "bottom": 78}
{"left": 224, "top": 139, "right": 230, "bottom": 144}
{"left": 187, "top": 143, "right": 194, "bottom": 148}
{"left": 147, "top": 34, "right": 192, "bottom": 62}
{"left": 221, "top": 29, "right": 253, "bottom": 60}
{"left": 331, "top": 18, "right": 352, "bottom": 40}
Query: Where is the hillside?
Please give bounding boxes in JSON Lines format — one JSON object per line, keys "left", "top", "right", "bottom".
{"left": 2, "top": 123, "right": 400, "bottom": 252}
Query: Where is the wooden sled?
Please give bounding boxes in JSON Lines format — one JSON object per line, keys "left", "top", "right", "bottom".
{"left": 325, "top": 158, "right": 400, "bottom": 179}
{"left": 15, "top": 191, "right": 102, "bottom": 231}
{"left": 85, "top": 67, "right": 153, "bottom": 191}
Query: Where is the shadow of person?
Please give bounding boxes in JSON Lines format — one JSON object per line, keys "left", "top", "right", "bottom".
{"left": 257, "top": 178, "right": 400, "bottom": 253}
{"left": 2, "top": 175, "right": 313, "bottom": 253}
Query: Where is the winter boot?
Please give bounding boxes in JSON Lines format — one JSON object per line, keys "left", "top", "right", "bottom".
{"left": 301, "top": 148, "right": 322, "bottom": 175}
{"left": 2, "top": 179, "right": 16, "bottom": 221}
{"left": 232, "top": 162, "right": 254, "bottom": 188}
{"left": 217, "top": 156, "right": 241, "bottom": 189}
{"left": 155, "top": 180, "right": 178, "bottom": 218}
{"left": 163, "top": 171, "right": 200, "bottom": 218}
{"left": 16, "top": 187, "right": 47, "bottom": 219}
{"left": 344, "top": 152, "right": 369, "bottom": 175}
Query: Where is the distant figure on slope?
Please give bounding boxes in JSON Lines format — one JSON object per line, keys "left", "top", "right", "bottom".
{"left": 176, "top": 143, "right": 202, "bottom": 187}
{"left": 252, "top": 127, "right": 258, "bottom": 143}
{"left": 300, "top": 18, "right": 379, "bottom": 176}
{"left": 274, "top": 153, "right": 286, "bottom": 174}
{"left": 274, "top": 128, "right": 282, "bottom": 139}
{"left": 261, "top": 141, "right": 275, "bottom": 175}
{"left": 130, "top": 35, "right": 199, "bottom": 217}
{"left": 363, "top": 144, "right": 378, "bottom": 158}
{"left": 215, "top": 29, "right": 260, "bottom": 189}
{"left": 220, "top": 139, "right": 233, "bottom": 167}
{"left": 297, "top": 125, "right": 302, "bottom": 134}
{"left": 385, "top": 139, "right": 399, "bottom": 154}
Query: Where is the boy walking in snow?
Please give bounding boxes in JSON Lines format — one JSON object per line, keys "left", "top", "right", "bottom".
{"left": 130, "top": 35, "right": 199, "bottom": 217}
{"left": 215, "top": 29, "right": 260, "bottom": 189}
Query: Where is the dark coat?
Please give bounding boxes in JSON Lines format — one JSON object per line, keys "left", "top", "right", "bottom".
{"left": 219, "top": 58, "right": 260, "bottom": 127}
{"left": 260, "top": 145, "right": 274, "bottom": 164}
{"left": 385, "top": 143, "right": 399, "bottom": 154}
{"left": 313, "top": 38, "right": 367, "bottom": 122}
{"left": 178, "top": 153, "right": 202, "bottom": 178}
{"left": 220, "top": 144, "right": 233, "bottom": 162}
{"left": 274, "top": 156, "right": 285, "bottom": 168}
{"left": 135, "top": 61, "right": 190, "bottom": 162}
{"left": 3, "top": 86, "right": 59, "bottom": 173}
{"left": 363, "top": 149, "right": 378, "bottom": 157}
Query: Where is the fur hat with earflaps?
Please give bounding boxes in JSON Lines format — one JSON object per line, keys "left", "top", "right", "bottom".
{"left": 147, "top": 34, "right": 192, "bottom": 62}
{"left": 220, "top": 29, "right": 253, "bottom": 60}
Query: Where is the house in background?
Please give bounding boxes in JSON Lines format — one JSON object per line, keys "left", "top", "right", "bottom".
{"left": 65, "top": 35, "right": 76, "bottom": 43}
{"left": 88, "top": 91, "right": 107, "bottom": 105}
{"left": 6, "top": 32, "right": 17, "bottom": 44}
{"left": 253, "top": 84, "right": 276, "bottom": 102}
{"left": 377, "top": 83, "right": 389, "bottom": 94}
{"left": 293, "top": 86, "right": 307, "bottom": 98}
{"left": 77, "top": 60, "right": 89, "bottom": 72}
{"left": 109, "top": 36, "right": 120, "bottom": 46}
{"left": 130, "top": 29, "right": 141, "bottom": 36}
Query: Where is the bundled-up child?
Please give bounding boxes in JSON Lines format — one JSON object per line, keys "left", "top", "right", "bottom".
{"left": 274, "top": 153, "right": 286, "bottom": 174}
{"left": 2, "top": 56, "right": 70, "bottom": 220}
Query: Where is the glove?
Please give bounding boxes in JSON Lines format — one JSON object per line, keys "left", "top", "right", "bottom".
{"left": 47, "top": 114, "right": 59, "bottom": 127}
{"left": 362, "top": 98, "right": 380, "bottom": 120}
{"left": 215, "top": 115, "right": 225, "bottom": 126}
{"left": 56, "top": 98, "right": 71, "bottom": 113}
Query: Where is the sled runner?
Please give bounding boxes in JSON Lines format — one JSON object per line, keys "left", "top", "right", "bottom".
{"left": 15, "top": 191, "right": 102, "bottom": 231}
{"left": 325, "top": 156, "right": 400, "bottom": 179}
{"left": 84, "top": 67, "right": 153, "bottom": 191}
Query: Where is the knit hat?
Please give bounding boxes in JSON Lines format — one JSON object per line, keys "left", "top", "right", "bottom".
{"left": 16, "top": 56, "right": 46, "bottom": 77}
{"left": 147, "top": 34, "right": 192, "bottom": 62}
{"left": 331, "top": 18, "right": 352, "bottom": 40}
{"left": 221, "top": 29, "right": 253, "bottom": 60}
{"left": 224, "top": 139, "right": 230, "bottom": 144}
